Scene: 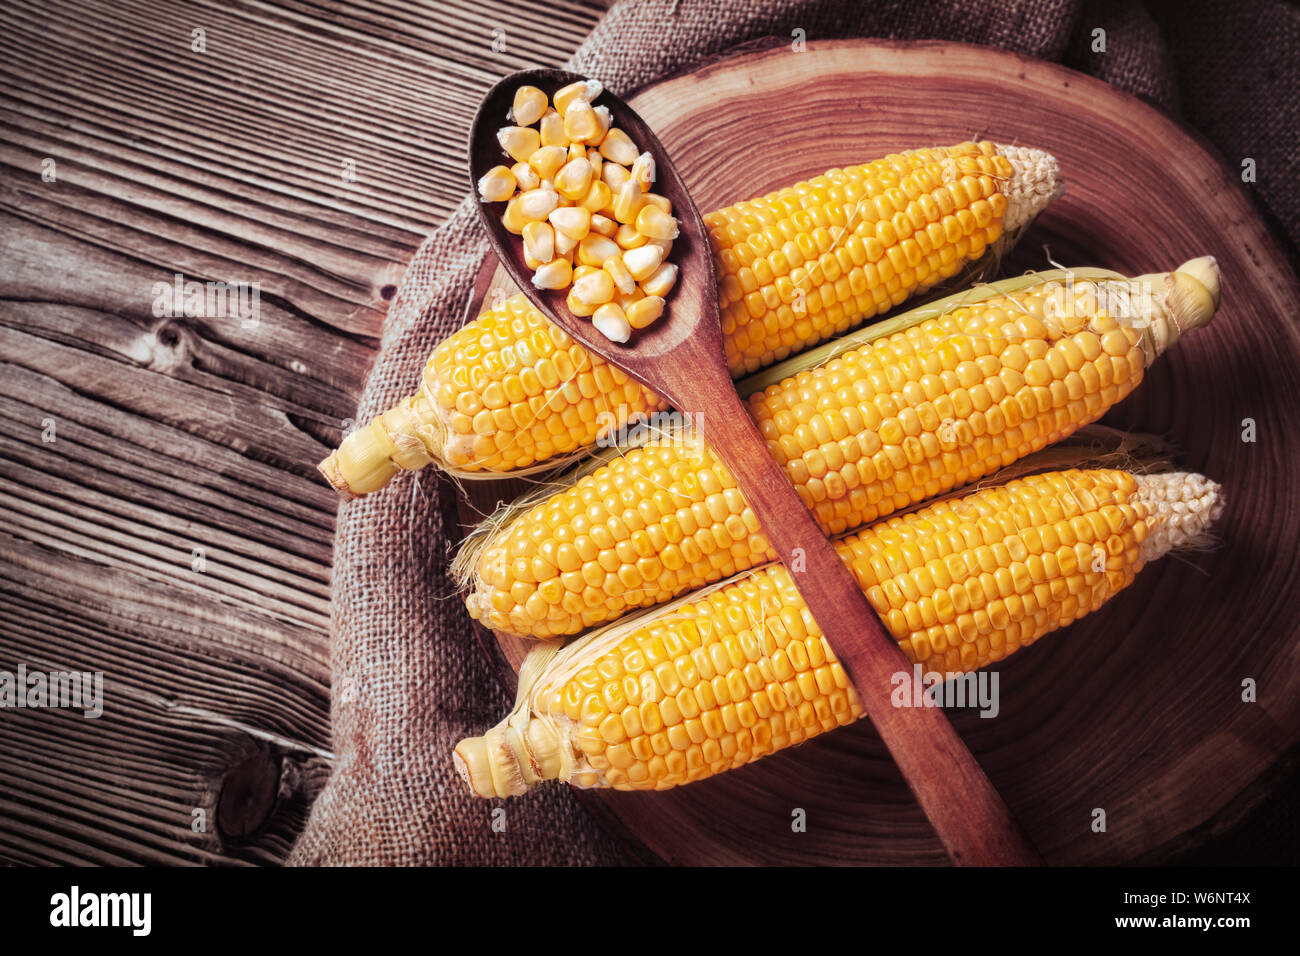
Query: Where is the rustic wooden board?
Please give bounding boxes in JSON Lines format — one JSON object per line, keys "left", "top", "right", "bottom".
{"left": 0, "top": 0, "right": 609, "bottom": 865}
{"left": 458, "top": 39, "right": 1300, "bottom": 865}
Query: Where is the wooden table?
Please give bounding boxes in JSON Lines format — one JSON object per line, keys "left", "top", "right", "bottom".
{"left": 0, "top": 0, "right": 608, "bottom": 866}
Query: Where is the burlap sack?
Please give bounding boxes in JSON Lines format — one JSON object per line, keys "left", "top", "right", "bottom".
{"left": 290, "top": 0, "right": 1299, "bottom": 865}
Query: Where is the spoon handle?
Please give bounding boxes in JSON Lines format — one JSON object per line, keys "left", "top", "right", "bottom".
{"left": 697, "top": 372, "right": 1044, "bottom": 866}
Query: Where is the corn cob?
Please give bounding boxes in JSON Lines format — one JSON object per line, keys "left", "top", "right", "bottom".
{"left": 321, "top": 142, "right": 1061, "bottom": 495}
{"left": 455, "top": 468, "right": 1223, "bottom": 797}
{"left": 461, "top": 258, "right": 1221, "bottom": 639}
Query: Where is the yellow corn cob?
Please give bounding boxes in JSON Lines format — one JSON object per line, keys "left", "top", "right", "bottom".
{"left": 455, "top": 468, "right": 1223, "bottom": 797}
{"left": 461, "top": 258, "right": 1221, "bottom": 640}
{"left": 321, "top": 142, "right": 1061, "bottom": 495}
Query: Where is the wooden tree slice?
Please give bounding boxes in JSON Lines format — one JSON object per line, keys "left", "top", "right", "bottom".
{"left": 455, "top": 39, "right": 1300, "bottom": 865}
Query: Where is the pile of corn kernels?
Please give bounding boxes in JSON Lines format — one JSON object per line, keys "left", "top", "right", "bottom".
{"left": 478, "top": 80, "right": 680, "bottom": 343}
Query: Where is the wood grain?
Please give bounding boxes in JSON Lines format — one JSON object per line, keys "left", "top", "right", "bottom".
{"left": 462, "top": 39, "right": 1300, "bottom": 865}
{"left": 0, "top": 0, "right": 608, "bottom": 866}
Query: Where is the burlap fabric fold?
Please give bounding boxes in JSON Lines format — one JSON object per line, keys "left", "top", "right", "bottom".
{"left": 290, "top": 0, "right": 1299, "bottom": 865}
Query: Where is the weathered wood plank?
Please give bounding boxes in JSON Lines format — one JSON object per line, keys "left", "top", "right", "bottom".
{"left": 1, "top": 537, "right": 333, "bottom": 865}
{"left": 0, "top": 369, "right": 336, "bottom": 543}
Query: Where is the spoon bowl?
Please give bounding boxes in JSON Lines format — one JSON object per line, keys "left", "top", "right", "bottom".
{"left": 469, "top": 69, "right": 714, "bottom": 389}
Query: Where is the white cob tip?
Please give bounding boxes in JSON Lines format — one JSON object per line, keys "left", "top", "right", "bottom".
{"left": 1173, "top": 255, "right": 1221, "bottom": 315}
{"left": 1133, "top": 472, "right": 1223, "bottom": 563}
{"left": 1160, "top": 256, "right": 1220, "bottom": 341}
{"left": 1112, "top": 256, "right": 1221, "bottom": 362}
{"left": 454, "top": 702, "right": 570, "bottom": 799}
{"left": 453, "top": 728, "right": 528, "bottom": 798}
{"left": 995, "top": 144, "right": 1062, "bottom": 233}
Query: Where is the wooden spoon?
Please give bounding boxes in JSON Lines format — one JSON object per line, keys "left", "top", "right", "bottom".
{"left": 470, "top": 68, "right": 1043, "bottom": 866}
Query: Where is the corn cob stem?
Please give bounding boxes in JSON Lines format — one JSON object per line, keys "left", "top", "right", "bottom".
{"left": 461, "top": 259, "right": 1220, "bottom": 640}
{"left": 455, "top": 468, "right": 1222, "bottom": 797}
{"left": 318, "top": 393, "right": 441, "bottom": 498}
{"left": 321, "top": 142, "right": 1061, "bottom": 495}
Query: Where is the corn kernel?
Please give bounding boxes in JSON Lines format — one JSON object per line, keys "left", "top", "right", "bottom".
{"left": 623, "top": 244, "right": 664, "bottom": 280}
{"left": 501, "top": 196, "right": 527, "bottom": 234}
{"left": 592, "top": 303, "right": 632, "bottom": 343}
{"left": 603, "top": 162, "right": 630, "bottom": 192}
{"left": 511, "top": 162, "right": 540, "bottom": 191}
{"left": 640, "top": 262, "right": 678, "bottom": 298}
{"left": 636, "top": 205, "right": 678, "bottom": 241}
{"left": 563, "top": 99, "right": 601, "bottom": 142}
{"left": 641, "top": 194, "right": 671, "bottom": 216}
{"left": 510, "top": 85, "right": 548, "bottom": 126}
{"left": 549, "top": 206, "right": 592, "bottom": 241}
{"left": 555, "top": 158, "right": 593, "bottom": 201}
{"left": 614, "top": 180, "right": 644, "bottom": 224}
{"left": 616, "top": 288, "right": 645, "bottom": 310}
{"left": 566, "top": 287, "right": 596, "bottom": 317}
{"left": 517, "top": 187, "right": 559, "bottom": 221}
{"left": 589, "top": 105, "right": 612, "bottom": 144}
{"left": 554, "top": 228, "right": 579, "bottom": 257}
{"left": 522, "top": 221, "right": 555, "bottom": 263}
{"left": 532, "top": 258, "right": 572, "bottom": 290}
{"left": 477, "top": 165, "right": 515, "bottom": 203}
{"left": 626, "top": 295, "right": 665, "bottom": 329}
{"left": 616, "top": 223, "right": 647, "bottom": 249}
{"left": 572, "top": 270, "right": 616, "bottom": 306}
{"left": 604, "top": 255, "right": 637, "bottom": 295}
{"left": 599, "top": 128, "right": 640, "bottom": 165}
{"left": 631, "top": 152, "right": 655, "bottom": 190}
{"left": 498, "top": 126, "right": 541, "bottom": 164}
{"left": 578, "top": 180, "right": 612, "bottom": 213}
{"left": 528, "top": 145, "right": 568, "bottom": 181}
{"left": 577, "top": 234, "right": 620, "bottom": 268}
{"left": 554, "top": 79, "right": 602, "bottom": 115}
{"left": 538, "top": 109, "right": 566, "bottom": 147}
